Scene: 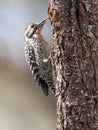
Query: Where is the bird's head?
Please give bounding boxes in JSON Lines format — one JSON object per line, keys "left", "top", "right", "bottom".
{"left": 25, "top": 17, "right": 49, "bottom": 38}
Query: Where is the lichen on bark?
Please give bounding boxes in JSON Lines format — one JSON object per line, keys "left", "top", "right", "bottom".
{"left": 48, "top": 0, "right": 98, "bottom": 130}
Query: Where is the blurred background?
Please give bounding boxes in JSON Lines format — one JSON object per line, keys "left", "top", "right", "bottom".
{"left": 0, "top": 0, "right": 56, "bottom": 130}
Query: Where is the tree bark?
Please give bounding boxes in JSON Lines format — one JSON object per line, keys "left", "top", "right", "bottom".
{"left": 48, "top": 0, "right": 98, "bottom": 130}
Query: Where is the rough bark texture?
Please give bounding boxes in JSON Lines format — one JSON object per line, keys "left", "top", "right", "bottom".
{"left": 48, "top": 0, "right": 98, "bottom": 130}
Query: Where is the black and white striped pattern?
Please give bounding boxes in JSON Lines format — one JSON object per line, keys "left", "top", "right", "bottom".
{"left": 24, "top": 40, "right": 55, "bottom": 96}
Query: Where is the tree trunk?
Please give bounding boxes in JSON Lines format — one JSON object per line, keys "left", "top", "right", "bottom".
{"left": 48, "top": 0, "right": 98, "bottom": 130}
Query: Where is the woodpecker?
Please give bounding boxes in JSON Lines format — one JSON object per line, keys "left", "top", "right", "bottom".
{"left": 24, "top": 17, "right": 55, "bottom": 96}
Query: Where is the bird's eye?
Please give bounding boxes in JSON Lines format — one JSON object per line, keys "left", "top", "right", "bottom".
{"left": 31, "top": 25, "right": 35, "bottom": 28}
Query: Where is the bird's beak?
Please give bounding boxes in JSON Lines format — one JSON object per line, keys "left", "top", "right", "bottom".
{"left": 37, "top": 16, "right": 49, "bottom": 29}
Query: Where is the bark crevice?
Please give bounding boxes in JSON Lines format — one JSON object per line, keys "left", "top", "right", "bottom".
{"left": 49, "top": 0, "right": 98, "bottom": 129}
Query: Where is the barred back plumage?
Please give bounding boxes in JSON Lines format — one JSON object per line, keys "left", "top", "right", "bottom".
{"left": 24, "top": 19, "right": 55, "bottom": 96}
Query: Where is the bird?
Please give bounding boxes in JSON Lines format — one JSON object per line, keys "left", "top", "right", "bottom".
{"left": 24, "top": 17, "right": 55, "bottom": 96}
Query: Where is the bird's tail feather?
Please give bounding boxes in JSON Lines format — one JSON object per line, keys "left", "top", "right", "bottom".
{"left": 29, "top": 60, "right": 55, "bottom": 96}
